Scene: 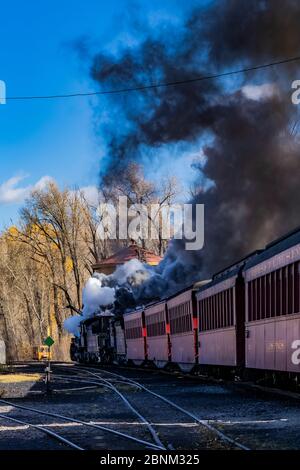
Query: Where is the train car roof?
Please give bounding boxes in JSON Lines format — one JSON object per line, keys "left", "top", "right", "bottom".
{"left": 123, "top": 280, "right": 210, "bottom": 314}
{"left": 163, "top": 279, "right": 211, "bottom": 302}
{"left": 81, "top": 312, "right": 114, "bottom": 326}
{"left": 123, "top": 306, "right": 145, "bottom": 316}
{"left": 197, "top": 250, "right": 262, "bottom": 293}
{"left": 244, "top": 226, "right": 300, "bottom": 271}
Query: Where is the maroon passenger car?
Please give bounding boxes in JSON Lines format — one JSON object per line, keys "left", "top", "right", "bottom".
{"left": 196, "top": 254, "right": 261, "bottom": 373}
{"left": 197, "top": 264, "right": 245, "bottom": 371}
{"left": 166, "top": 285, "right": 201, "bottom": 371}
{"left": 244, "top": 228, "right": 300, "bottom": 376}
{"left": 144, "top": 300, "right": 170, "bottom": 368}
{"left": 123, "top": 308, "right": 147, "bottom": 365}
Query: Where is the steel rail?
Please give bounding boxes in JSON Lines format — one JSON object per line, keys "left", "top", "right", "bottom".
{"left": 52, "top": 370, "right": 166, "bottom": 450}
{"left": 0, "top": 398, "right": 163, "bottom": 450}
{"left": 0, "top": 413, "right": 84, "bottom": 450}
{"left": 68, "top": 364, "right": 251, "bottom": 451}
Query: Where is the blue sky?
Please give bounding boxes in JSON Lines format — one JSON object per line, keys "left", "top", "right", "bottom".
{"left": 0, "top": 0, "right": 200, "bottom": 227}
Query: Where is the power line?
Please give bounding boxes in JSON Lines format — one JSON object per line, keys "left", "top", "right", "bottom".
{"left": 6, "top": 55, "right": 300, "bottom": 101}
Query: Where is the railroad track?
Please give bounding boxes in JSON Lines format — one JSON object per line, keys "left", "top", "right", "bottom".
{"left": 0, "top": 413, "right": 84, "bottom": 450}
{"left": 51, "top": 368, "right": 169, "bottom": 450}
{"left": 0, "top": 395, "right": 164, "bottom": 451}
{"left": 53, "top": 363, "right": 250, "bottom": 451}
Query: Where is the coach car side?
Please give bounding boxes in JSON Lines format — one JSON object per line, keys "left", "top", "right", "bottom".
{"left": 244, "top": 231, "right": 300, "bottom": 378}
{"left": 124, "top": 308, "right": 147, "bottom": 365}
{"left": 144, "top": 301, "right": 169, "bottom": 368}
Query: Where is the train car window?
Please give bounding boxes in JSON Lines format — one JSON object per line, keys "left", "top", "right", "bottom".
{"left": 279, "top": 268, "right": 283, "bottom": 315}
{"left": 222, "top": 291, "right": 225, "bottom": 328}
{"left": 247, "top": 283, "right": 251, "bottom": 322}
{"left": 220, "top": 291, "right": 224, "bottom": 327}
{"left": 224, "top": 290, "right": 228, "bottom": 326}
{"left": 257, "top": 278, "right": 262, "bottom": 321}
{"left": 256, "top": 278, "right": 260, "bottom": 320}
{"left": 229, "top": 288, "right": 233, "bottom": 325}
{"left": 272, "top": 271, "right": 276, "bottom": 316}
{"left": 213, "top": 295, "right": 216, "bottom": 329}
{"left": 264, "top": 275, "right": 268, "bottom": 319}
{"left": 275, "top": 269, "right": 280, "bottom": 317}
{"left": 247, "top": 260, "right": 300, "bottom": 322}
{"left": 214, "top": 294, "right": 217, "bottom": 329}
{"left": 288, "top": 264, "right": 294, "bottom": 314}
{"left": 260, "top": 276, "right": 265, "bottom": 319}
{"left": 278, "top": 268, "right": 282, "bottom": 317}
{"left": 199, "top": 288, "right": 235, "bottom": 331}
{"left": 206, "top": 298, "right": 209, "bottom": 330}
{"left": 281, "top": 267, "right": 287, "bottom": 315}
{"left": 267, "top": 274, "right": 270, "bottom": 318}
{"left": 251, "top": 281, "right": 255, "bottom": 321}
{"left": 251, "top": 280, "right": 255, "bottom": 321}
{"left": 125, "top": 318, "right": 143, "bottom": 339}
{"left": 255, "top": 279, "right": 259, "bottom": 321}
{"left": 207, "top": 297, "right": 210, "bottom": 330}
{"left": 270, "top": 271, "right": 275, "bottom": 317}
{"left": 295, "top": 262, "right": 300, "bottom": 313}
{"left": 218, "top": 293, "right": 222, "bottom": 328}
{"left": 219, "top": 292, "right": 222, "bottom": 328}
{"left": 145, "top": 311, "right": 166, "bottom": 337}
{"left": 169, "top": 301, "right": 192, "bottom": 334}
{"left": 207, "top": 298, "right": 210, "bottom": 329}
{"left": 254, "top": 279, "right": 258, "bottom": 320}
{"left": 251, "top": 281, "right": 254, "bottom": 321}
{"left": 257, "top": 278, "right": 261, "bottom": 320}
{"left": 214, "top": 294, "right": 218, "bottom": 329}
{"left": 225, "top": 291, "right": 228, "bottom": 327}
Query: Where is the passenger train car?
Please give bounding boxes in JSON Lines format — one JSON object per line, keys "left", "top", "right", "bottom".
{"left": 74, "top": 227, "right": 300, "bottom": 385}
{"left": 243, "top": 231, "right": 300, "bottom": 379}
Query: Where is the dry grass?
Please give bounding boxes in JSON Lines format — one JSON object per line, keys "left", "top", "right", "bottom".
{"left": 0, "top": 373, "right": 41, "bottom": 384}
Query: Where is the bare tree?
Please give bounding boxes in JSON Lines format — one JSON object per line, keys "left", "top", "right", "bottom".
{"left": 103, "top": 162, "right": 179, "bottom": 255}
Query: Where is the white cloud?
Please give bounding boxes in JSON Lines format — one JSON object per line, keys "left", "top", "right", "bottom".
{"left": 33, "top": 175, "right": 54, "bottom": 191}
{"left": 0, "top": 175, "right": 99, "bottom": 209}
{"left": 0, "top": 174, "right": 54, "bottom": 205}
{"left": 242, "top": 83, "right": 279, "bottom": 101}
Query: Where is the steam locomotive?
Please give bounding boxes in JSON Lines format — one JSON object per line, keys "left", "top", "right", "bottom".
{"left": 71, "top": 226, "right": 300, "bottom": 386}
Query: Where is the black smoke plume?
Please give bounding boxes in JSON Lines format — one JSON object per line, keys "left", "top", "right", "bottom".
{"left": 89, "top": 0, "right": 300, "bottom": 293}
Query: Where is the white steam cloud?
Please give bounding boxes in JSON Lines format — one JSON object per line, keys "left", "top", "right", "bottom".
{"left": 82, "top": 278, "right": 115, "bottom": 316}
{"left": 64, "top": 258, "right": 153, "bottom": 335}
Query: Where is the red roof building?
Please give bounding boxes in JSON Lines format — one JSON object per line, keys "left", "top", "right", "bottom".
{"left": 92, "top": 243, "right": 162, "bottom": 275}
